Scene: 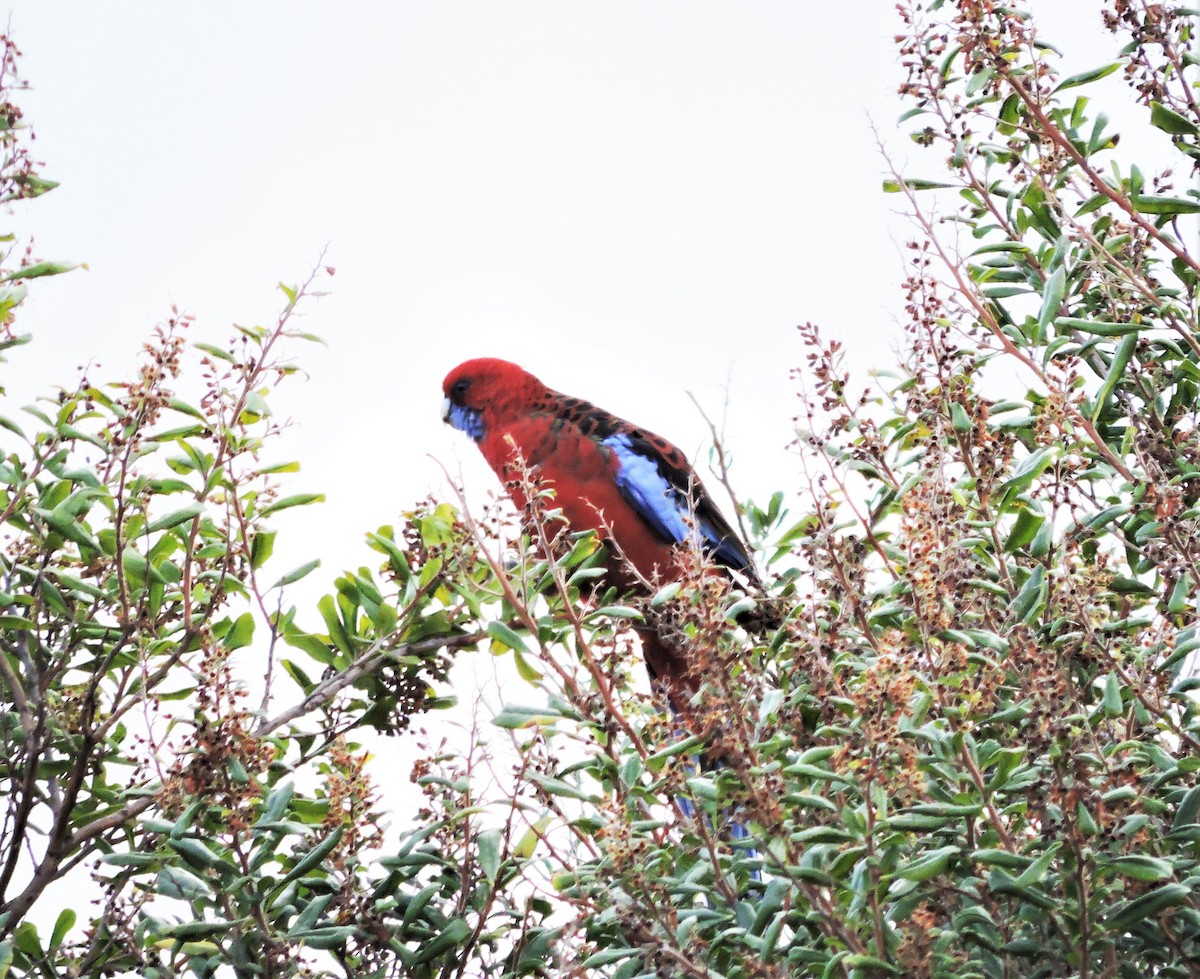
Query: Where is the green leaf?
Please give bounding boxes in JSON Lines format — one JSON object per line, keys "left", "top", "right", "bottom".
{"left": 477, "top": 828, "right": 503, "bottom": 884}
{"left": 1075, "top": 193, "right": 1109, "bottom": 217}
{"left": 0, "top": 413, "right": 25, "bottom": 439}
{"left": 1173, "top": 785, "right": 1200, "bottom": 830}
{"left": 250, "top": 529, "right": 276, "bottom": 570}
{"left": 318, "top": 594, "right": 355, "bottom": 655}
{"left": 156, "top": 865, "right": 212, "bottom": 900}
{"left": 121, "top": 547, "right": 151, "bottom": 583}
{"left": 287, "top": 894, "right": 335, "bottom": 938}
{"left": 1030, "top": 514, "right": 1054, "bottom": 558}
{"left": 998, "top": 446, "right": 1059, "bottom": 507}
{"left": 272, "top": 559, "right": 320, "bottom": 588}
{"left": 882, "top": 177, "right": 954, "bottom": 193}
{"left": 12, "top": 174, "right": 60, "bottom": 197}
{"left": 1038, "top": 265, "right": 1066, "bottom": 339}
{"left": 101, "top": 853, "right": 162, "bottom": 868}
{"left": 950, "top": 401, "right": 972, "bottom": 433}
{"left": 225, "top": 612, "right": 254, "bottom": 650}
{"left": 971, "top": 848, "right": 1033, "bottom": 870}
{"left": 511, "top": 649, "right": 542, "bottom": 683}
{"left": 284, "top": 627, "right": 336, "bottom": 665}
{"left": 1166, "top": 574, "right": 1191, "bottom": 615}
{"left": 1150, "top": 100, "right": 1199, "bottom": 137}
{"left": 513, "top": 816, "right": 548, "bottom": 860}
{"left": 1005, "top": 506, "right": 1045, "bottom": 553}
{"left": 1014, "top": 846, "right": 1058, "bottom": 888}
{"left": 582, "top": 948, "right": 639, "bottom": 969}
{"left": 254, "top": 460, "right": 301, "bottom": 475}
{"left": 301, "top": 926, "right": 357, "bottom": 950}
{"left": 997, "top": 92, "right": 1020, "bottom": 135}
{"left": 1131, "top": 194, "right": 1200, "bottom": 214}
{"left": 487, "top": 620, "right": 530, "bottom": 655}
{"left": 278, "top": 827, "right": 343, "bottom": 889}
{"left": 12, "top": 924, "right": 39, "bottom": 958}
{"left": 155, "top": 921, "right": 226, "bottom": 941}
{"left": 650, "top": 581, "right": 682, "bottom": 607}
{"left": 1055, "top": 61, "right": 1121, "bottom": 91}
{"left": 49, "top": 909, "right": 75, "bottom": 949}
{"left": 3, "top": 261, "right": 77, "bottom": 281}
{"left": 147, "top": 503, "right": 203, "bottom": 533}
{"left": 1090, "top": 333, "right": 1137, "bottom": 422}
{"left": 1102, "top": 672, "right": 1123, "bottom": 716}
{"left": 168, "top": 837, "right": 224, "bottom": 870}
{"left": 36, "top": 505, "right": 100, "bottom": 550}
{"left": 493, "top": 705, "right": 559, "bottom": 730}
{"left": 257, "top": 782, "right": 296, "bottom": 828}
{"left": 590, "top": 604, "right": 643, "bottom": 621}
{"left": 259, "top": 493, "right": 325, "bottom": 518}
{"left": 1056, "top": 316, "right": 1143, "bottom": 337}
{"left": 166, "top": 397, "right": 207, "bottom": 420}
{"left": 897, "top": 845, "right": 960, "bottom": 881}
{"left": 1010, "top": 565, "right": 1047, "bottom": 624}
{"left": 987, "top": 867, "right": 1057, "bottom": 909}
{"left": 280, "top": 657, "right": 316, "bottom": 694}
{"left": 1102, "top": 854, "right": 1175, "bottom": 882}
{"left": 842, "top": 955, "right": 902, "bottom": 974}
{"left": 194, "top": 342, "right": 235, "bottom": 363}
{"left": 1105, "top": 882, "right": 1192, "bottom": 930}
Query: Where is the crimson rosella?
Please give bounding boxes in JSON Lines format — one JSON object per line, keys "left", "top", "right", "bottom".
{"left": 441, "top": 357, "right": 761, "bottom": 694}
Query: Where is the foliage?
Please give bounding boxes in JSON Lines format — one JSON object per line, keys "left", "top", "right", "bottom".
{"left": 0, "top": 33, "right": 533, "bottom": 979}
{"left": 8, "top": 2, "right": 1200, "bottom": 978}
{"left": 402, "top": 2, "right": 1200, "bottom": 977}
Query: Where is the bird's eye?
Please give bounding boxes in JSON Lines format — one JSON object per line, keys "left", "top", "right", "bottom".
{"left": 452, "top": 379, "right": 471, "bottom": 401}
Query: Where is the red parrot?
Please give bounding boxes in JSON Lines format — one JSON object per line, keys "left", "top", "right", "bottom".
{"left": 441, "top": 357, "right": 761, "bottom": 695}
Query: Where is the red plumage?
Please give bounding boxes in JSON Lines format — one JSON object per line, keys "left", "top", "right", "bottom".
{"left": 442, "top": 357, "right": 758, "bottom": 690}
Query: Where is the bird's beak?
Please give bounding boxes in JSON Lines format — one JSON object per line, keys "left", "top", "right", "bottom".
{"left": 440, "top": 396, "right": 452, "bottom": 423}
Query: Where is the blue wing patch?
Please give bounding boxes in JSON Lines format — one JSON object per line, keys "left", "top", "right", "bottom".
{"left": 603, "top": 433, "right": 750, "bottom": 571}
{"left": 605, "top": 433, "right": 691, "bottom": 543}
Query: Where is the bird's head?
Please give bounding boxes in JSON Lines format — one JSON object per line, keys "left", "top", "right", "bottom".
{"left": 441, "top": 358, "right": 545, "bottom": 442}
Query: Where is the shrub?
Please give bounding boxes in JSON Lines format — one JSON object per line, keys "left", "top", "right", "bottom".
{"left": 428, "top": 3, "right": 1200, "bottom": 976}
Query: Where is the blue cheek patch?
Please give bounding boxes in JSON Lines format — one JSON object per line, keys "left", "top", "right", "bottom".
{"left": 448, "top": 404, "right": 486, "bottom": 441}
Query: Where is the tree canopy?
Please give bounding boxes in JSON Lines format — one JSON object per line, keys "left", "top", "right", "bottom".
{"left": 2, "top": 3, "right": 1200, "bottom": 977}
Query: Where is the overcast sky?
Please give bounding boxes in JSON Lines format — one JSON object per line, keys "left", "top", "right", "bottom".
{"left": 4, "top": 3, "right": 1140, "bottom": 574}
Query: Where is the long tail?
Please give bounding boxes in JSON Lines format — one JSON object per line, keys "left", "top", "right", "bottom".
{"left": 640, "top": 629, "right": 760, "bottom": 885}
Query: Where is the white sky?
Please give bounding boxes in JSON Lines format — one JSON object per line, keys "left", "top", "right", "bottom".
{"left": 4, "top": 3, "right": 1136, "bottom": 574}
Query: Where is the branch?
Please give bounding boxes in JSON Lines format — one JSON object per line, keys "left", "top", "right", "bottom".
{"left": 253, "top": 630, "right": 483, "bottom": 739}
{"left": 1004, "top": 71, "right": 1200, "bottom": 281}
